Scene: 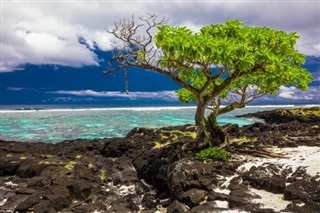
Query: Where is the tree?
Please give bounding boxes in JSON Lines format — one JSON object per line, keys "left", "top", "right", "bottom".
{"left": 105, "top": 14, "right": 313, "bottom": 149}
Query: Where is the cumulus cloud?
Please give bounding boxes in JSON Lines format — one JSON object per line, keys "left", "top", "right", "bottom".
{"left": 277, "top": 86, "right": 320, "bottom": 100}
{"left": 1, "top": 1, "right": 319, "bottom": 72}
{"left": 1, "top": 2, "right": 115, "bottom": 72}
{"left": 49, "top": 90, "right": 178, "bottom": 100}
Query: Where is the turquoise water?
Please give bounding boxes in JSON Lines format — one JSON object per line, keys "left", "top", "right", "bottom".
{"left": 0, "top": 105, "right": 292, "bottom": 143}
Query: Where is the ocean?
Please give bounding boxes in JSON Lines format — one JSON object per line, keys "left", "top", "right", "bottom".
{"left": 0, "top": 104, "right": 316, "bottom": 143}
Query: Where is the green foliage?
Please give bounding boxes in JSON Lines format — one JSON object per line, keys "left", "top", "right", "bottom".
{"left": 196, "top": 147, "right": 231, "bottom": 161}
{"left": 154, "top": 20, "right": 313, "bottom": 104}
{"left": 137, "top": 51, "right": 145, "bottom": 61}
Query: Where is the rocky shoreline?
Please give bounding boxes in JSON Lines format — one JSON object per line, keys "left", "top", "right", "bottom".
{"left": 1, "top": 107, "right": 319, "bottom": 213}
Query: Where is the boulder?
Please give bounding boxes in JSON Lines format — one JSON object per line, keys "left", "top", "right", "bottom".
{"left": 14, "top": 194, "right": 41, "bottom": 212}
{"left": 34, "top": 200, "right": 57, "bottom": 213}
{"left": 27, "top": 176, "right": 46, "bottom": 188}
{"left": 242, "top": 163, "right": 287, "bottom": 193}
{"left": 0, "top": 160, "right": 20, "bottom": 176}
{"left": 167, "top": 200, "right": 188, "bottom": 213}
{"left": 177, "top": 189, "right": 208, "bottom": 207}
{"left": 45, "top": 185, "right": 71, "bottom": 211}
{"left": 16, "top": 159, "right": 37, "bottom": 178}
{"left": 141, "top": 192, "right": 157, "bottom": 209}
{"left": 228, "top": 188, "right": 254, "bottom": 209}
{"left": 284, "top": 177, "right": 320, "bottom": 205}
{"left": 67, "top": 179, "right": 92, "bottom": 200}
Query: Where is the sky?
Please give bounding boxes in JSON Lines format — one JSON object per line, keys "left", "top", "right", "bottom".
{"left": 1, "top": 0, "right": 320, "bottom": 106}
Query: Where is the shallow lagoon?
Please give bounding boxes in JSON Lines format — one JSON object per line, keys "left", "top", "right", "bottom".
{"left": 0, "top": 105, "right": 298, "bottom": 143}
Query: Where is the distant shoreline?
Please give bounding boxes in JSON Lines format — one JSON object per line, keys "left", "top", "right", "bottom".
{"left": 1, "top": 104, "right": 319, "bottom": 113}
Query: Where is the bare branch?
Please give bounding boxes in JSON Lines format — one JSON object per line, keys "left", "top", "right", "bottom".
{"left": 105, "top": 13, "right": 200, "bottom": 94}
{"left": 217, "top": 85, "right": 267, "bottom": 115}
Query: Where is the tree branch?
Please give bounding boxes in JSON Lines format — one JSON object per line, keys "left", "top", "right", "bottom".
{"left": 105, "top": 14, "right": 202, "bottom": 95}
{"left": 217, "top": 84, "right": 267, "bottom": 115}
{"left": 211, "top": 63, "right": 265, "bottom": 98}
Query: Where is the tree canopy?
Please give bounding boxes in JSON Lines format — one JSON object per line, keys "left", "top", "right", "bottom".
{"left": 154, "top": 20, "right": 312, "bottom": 108}
{"left": 106, "top": 15, "right": 313, "bottom": 149}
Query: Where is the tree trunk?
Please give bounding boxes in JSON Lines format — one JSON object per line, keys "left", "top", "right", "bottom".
{"left": 194, "top": 103, "right": 228, "bottom": 149}
{"left": 204, "top": 113, "right": 228, "bottom": 147}
{"left": 182, "top": 100, "right": 228, "bottom": 151}
{"left": 194, "top": 99, "right": 207, "bottom": 144}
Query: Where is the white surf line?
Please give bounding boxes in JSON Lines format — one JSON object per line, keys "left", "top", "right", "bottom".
{"left": 0, "top": 106, "right": 197, "bottom": 113}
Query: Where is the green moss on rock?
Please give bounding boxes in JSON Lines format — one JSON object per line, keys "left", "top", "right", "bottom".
{"left": 277, "top": 107, "right": 320, "bottom": 117}
{"left": 231, "top": 136, "right": 257, "bottom": 145}
{"left": 65, "top": 161, "right": 76, "bottom": 170}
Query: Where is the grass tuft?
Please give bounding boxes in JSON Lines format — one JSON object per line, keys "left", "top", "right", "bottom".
{"left": 196, "top": 147, "right": 231, "bottom": 161}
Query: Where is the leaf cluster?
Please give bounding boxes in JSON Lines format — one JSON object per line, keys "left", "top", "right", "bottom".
{"left": 154, "top": 20, "right": 313, "bottom": 105}
{"left": 195, "top": 147, "right": 231, "bottom": 161}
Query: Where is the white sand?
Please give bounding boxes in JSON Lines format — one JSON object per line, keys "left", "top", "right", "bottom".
{"left": 232, "top": 146, "right": 320, "bottom": 212}
{"left": 220, "top": 210, "right": 249, "bottom": 213}
{"left": 214, "top": 200, "right": 229, "bottom": 208}
{"left": 213, "top": 146, "right": 320, "bottom": 212}
{"left": 214, "top": 188, "right": 231, "bottom": 195}
{"left": 220, "top": 175, "right": 237, "bottom": 188}
{"left": 4, "top": 181, "right": 18, "bottom": 187}
{"left": 270, "top": 146, "right": 320, "bottom": 177}
{"left": 0, "top": 198, "right": 8, "bottom": 206}
{"left": 250, "top": 187, "right": 291, "bottom": 211}
{"left": 237, "top": 146, "right": 320, "bottom": 177}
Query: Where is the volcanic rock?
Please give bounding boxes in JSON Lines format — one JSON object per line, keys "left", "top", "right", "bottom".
{"left": 0, "top": 107, "right": 319, "bottom": 212}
